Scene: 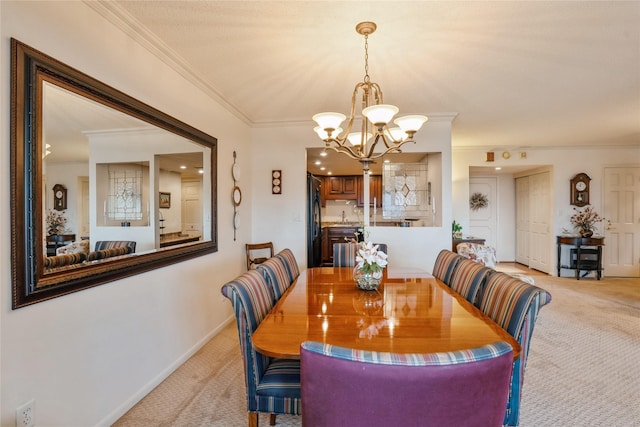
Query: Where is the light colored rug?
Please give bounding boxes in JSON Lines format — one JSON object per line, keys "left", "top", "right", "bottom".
{"left": 114, "top": 274, "right": 640, "bottom": 427}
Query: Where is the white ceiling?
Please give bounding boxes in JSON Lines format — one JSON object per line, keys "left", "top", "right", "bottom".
{"left": 102, "top": 0, "right": 639, "bottom": 154}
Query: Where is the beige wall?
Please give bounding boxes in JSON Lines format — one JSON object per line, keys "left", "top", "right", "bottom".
{"left": 1, "top": 2, "right": 249, "bottom": 425}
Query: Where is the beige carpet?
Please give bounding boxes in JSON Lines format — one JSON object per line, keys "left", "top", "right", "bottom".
{"left": 114, "top": 268, "right": 640, "bottom": 427}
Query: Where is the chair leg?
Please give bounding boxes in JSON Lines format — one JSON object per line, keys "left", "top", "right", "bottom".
{"left": 249, "top": 411, "right": 259, "bottom": 427}
{"left": 270, "top": 413, "right": 277, "bottom": 426}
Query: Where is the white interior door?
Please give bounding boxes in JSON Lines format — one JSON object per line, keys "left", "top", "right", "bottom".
{"left": 603, "top": 166, "right": 640, "bottom": 277}
{"left": 77, "top": 176, "right": 90, "bottom": 239}
{"left": 528, "top": 171, "right": 552, "bottom": 273}
{"left": 469, "top": 177, "right": 498, "bottom": 251}
{"left": 515, "top": 176, "right": 530, "bottom": 265}
{"left": 182, "top": 180, "right": 202, "bottom": 235}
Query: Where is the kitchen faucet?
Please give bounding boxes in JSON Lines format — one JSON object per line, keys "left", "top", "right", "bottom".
{"left": 342, "top": 210, "right": 346, "bottom": 223}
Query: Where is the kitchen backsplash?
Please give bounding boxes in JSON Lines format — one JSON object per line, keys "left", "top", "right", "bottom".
{"left": 323, "top": 200, "right": 384, "bottom": 224}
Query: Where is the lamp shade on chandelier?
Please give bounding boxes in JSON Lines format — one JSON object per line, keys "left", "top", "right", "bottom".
{"left": 312, "top": 21, "right": 428, "bottom": 171}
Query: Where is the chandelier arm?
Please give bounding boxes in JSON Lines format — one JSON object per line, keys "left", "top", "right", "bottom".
{"left": 323, "top": 143, "right": 364, "bottom": 161}
{"left": 379, "top": 126, "right": 401, "bottom": 148}
{"left": 370, "top": 82, "right": 384, "bottom": 105}
{"left": 366, "top": 140, "right": 417, "bottom": 161}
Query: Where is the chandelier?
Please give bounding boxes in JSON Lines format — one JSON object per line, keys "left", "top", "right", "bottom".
{"left": 312, "top": 21, "right": 428, "bottom": 172}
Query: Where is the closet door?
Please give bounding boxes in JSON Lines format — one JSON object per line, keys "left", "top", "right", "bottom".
{"left": 515, "top": 171, "right": 552, "bottom": 273}
{"left": 528, "top": 172, "right": 552, "bottom": 273}
{"left": 515, "top": 177, "right": 530, "bottom": 265}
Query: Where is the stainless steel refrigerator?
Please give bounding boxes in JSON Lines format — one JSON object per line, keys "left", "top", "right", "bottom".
{"left": 307, "top": 174, "right": 323, "bottom": 267}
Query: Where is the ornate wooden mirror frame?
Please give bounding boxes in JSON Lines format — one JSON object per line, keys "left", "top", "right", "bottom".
{"left": 10, "top": 38, "right": 218, "bottom": 309}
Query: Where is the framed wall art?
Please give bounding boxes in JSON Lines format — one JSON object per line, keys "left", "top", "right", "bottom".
{"left": 159, "top": 192, "right": 171, "bottom": 209}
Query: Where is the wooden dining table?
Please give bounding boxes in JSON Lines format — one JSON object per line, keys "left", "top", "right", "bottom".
{"left": 252, "top": 267, "right": 521, "bottom": 360}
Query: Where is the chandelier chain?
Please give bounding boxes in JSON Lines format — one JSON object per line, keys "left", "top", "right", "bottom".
{"left": 363, "top": 34, "right": 370, "bottom": 83}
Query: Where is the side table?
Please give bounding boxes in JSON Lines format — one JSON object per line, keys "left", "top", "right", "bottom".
{"left": 556, "top": 235, "right": 604, "bottom": 280}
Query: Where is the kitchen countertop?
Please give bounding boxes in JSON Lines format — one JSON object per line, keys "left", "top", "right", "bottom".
{"left": 322, "top": 221, "right": 414, "bottom": 227}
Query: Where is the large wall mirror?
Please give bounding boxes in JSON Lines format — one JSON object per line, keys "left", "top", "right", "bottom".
{"left": 10, "top": 39, "right": 218, "bottom": 309}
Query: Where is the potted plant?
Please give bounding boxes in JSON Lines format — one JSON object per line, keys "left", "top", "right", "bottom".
{"left": 452, "top": 220, "right": 463, "bottom": 239}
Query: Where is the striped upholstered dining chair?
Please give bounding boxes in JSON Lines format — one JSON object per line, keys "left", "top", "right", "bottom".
{"left": 221, "top": 270, "right": 301, "bottom": 426}
{"left": 448, "top": 257, "right": 493, "bottom": 304}
{"left": 475, "top": 272, "right": 552, "bottom": 426}
{"left": 301, "top": 341, "right": 513, "bottom": 427}
{"left": 432, "top": 249, "right": 463, "bottom": 286}
{"left": 256, "top": 255, "right": 294, "bottom": 304}
{"left": 333, "top": 243, "right": 359, "bottom": 267}
{"left": 274, "top": 248, "right": 300, "bottom": 283}
{"left": 333, "top": 243, "right": 388, "bottom": 267}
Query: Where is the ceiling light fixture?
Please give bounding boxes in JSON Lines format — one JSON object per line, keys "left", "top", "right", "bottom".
{"left": 312, "top": 22, "right": 428, "bottom": 172}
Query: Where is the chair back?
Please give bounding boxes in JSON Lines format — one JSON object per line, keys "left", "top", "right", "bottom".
{"left": 432, "top": 249, "right": 462, "bottom": 285}
{"left": 221, "top": 270, "right": 274, "bottom": 411}
{"left": 476, "top": 272, "right": 552, "bottom": 426}
{"left": 448, "top": 258, "right": 492, "bottom": 304}
{"left": 301, "top": 341, "right": 513, "bottom": 427}
{"left": 457, "top": 242, "right": 497, "bottom": 269}
{"left": 245, "top": 241, "right": 274, "bottom": 270}
{"left": 333, "top": 243, "right": 359, "bottom": 267}
{"left": 274, "top": 248, "right": 300, "bottom": 281}
{"left": 94, "top": 240, "right": 136, "bottom": 253}
{"left": 256, "top": 255, "right": 293, "bottom": 303}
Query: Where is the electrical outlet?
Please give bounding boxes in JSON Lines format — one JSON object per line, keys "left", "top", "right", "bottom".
{"left": 16, "top": 399, "right": 35, "bottom": 427}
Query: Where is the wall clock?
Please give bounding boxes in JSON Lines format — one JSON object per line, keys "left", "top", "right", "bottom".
{"left": 52, "top": 184, "right": 67, "bottom": 211}
{"left": 570, "top": 173, "right": 590, "bottom": 207}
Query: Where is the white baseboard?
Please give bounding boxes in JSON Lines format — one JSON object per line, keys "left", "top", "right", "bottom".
{"left": 97, "top": 316, "right": 235, "bottom": 427}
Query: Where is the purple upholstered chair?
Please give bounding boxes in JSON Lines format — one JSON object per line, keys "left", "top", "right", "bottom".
{"left": 221, "top": 270, "right": 301, "bottom": 426}
{"left": 301, "top": 341, "right": 513, "bottom": 427}
{"left": 476, "top": 272, "right": 552, "bottom": 426}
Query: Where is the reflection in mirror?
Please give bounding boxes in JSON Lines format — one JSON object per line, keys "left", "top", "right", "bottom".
{"left": 11, "top": 38, "right": 217, "bottom": 308}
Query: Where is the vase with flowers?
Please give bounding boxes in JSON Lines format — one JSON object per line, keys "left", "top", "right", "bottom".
{"left": 353, "top": 241, "right": 388, "bottom": 291}
{"left": 570, "top": 206, "right": 607, "bottom": 238}
{"left": 46, "top": 209, "right": 68, "bottom": 236}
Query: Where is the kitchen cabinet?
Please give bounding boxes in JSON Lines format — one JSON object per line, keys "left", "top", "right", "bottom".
{"left": 357, "top": 175, "right": 382, "bottom": 208}
{"left": 323, "top": 176, "right": 357, "bottom": 201}
{"left": 322, "top": 226, "right": 359, "bottom": 265}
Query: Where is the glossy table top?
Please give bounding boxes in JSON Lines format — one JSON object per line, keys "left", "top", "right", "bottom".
{"left": 252, "top": 267, "right": 520, "bottom": 359}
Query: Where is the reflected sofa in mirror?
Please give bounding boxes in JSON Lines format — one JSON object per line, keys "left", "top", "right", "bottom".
{"left": 10, "top": 38, "right": 218, "bottom": 309}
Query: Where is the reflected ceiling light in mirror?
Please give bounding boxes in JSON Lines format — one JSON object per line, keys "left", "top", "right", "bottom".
{"left": 312, "top": 22, "right": 428, "bottom": 172}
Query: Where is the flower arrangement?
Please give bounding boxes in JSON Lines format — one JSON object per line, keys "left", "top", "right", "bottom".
{"left": 570, "top": 206, "right": 607, "bottom": 237}
{"left": 355, "top": 241, "right": 388, "bottom": 280}
{"left": 46, "top": 209, "right": 68, "bottom": 235}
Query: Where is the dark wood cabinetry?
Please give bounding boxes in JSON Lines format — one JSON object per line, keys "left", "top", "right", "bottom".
{"left": 357, "top": 175, "right": 382, "bottom": 207}
{"left": 321, "top": 175, "right": 382, "bottom": 208}
{"left": 322, "top": 226, "right": 359, "bottom": 265}
{"left": 324, "top": 176, "right": 357, "bottom": 200}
